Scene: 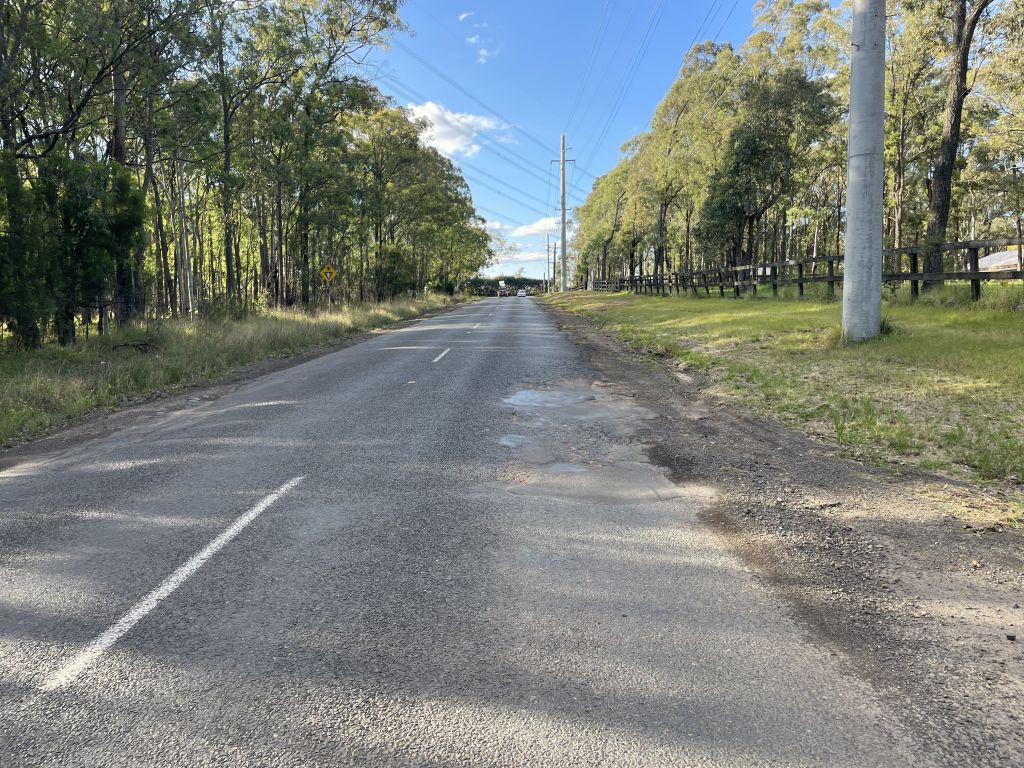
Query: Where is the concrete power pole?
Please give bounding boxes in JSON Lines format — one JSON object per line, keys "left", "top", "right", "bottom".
{"left": 560, "top": 134, "right": 568, "bottom": 292}
{"left": 546, "top": 236, "right": 553, "bottom": 293}
{"left": 842, "top": 0, "right": 885, "bottom": 341}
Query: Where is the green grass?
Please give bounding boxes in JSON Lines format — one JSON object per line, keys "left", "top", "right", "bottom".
{"left": 545, "top": 290, "right": 1024, "bottom": 488}
{"left": 0, "top": 295, "right": 464, "bottom": 446}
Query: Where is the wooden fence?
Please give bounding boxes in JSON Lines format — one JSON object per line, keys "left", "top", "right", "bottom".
{"left": 625, "top": 237, "right": 1024, "bottom": 301}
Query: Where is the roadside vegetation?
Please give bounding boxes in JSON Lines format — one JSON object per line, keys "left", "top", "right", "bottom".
{"left": 572, "top": 2, "right": 1022, "bottom": 299}
{"left": 546, "top": 290, "right": 1024, "bottom": 490}
{"left": 1, "top": 2, "right": 492, "bottom": 350}
{"left": 0, "top": 296, "right": 461, "bottom": 446}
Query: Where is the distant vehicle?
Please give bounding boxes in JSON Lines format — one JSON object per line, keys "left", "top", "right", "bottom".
{"left": 497, "top": 288, "right": 509, "bottom": 297}
{"left": 516, "top": 289, "right": 526, "bottom": 297}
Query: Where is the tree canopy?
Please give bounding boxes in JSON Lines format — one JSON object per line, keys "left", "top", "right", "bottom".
{"left": 572, "top": 0, "right": 1020, "bottom": 289}
{"left": 0, "top": 0, "right": 493, "bottom": 346}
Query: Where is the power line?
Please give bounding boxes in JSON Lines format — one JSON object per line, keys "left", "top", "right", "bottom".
{"left": 392, "top": 39, "right": 553, "bottom": 157}
{"left": 375, "top": 74, "right": 557, "bottom": 218}
{"left": 381, "top": 74, "right": 587, "bottom": 217}
{"left": 580, "top": 0, "right": 744, "bottom": 184}
{"left": 379, "top": 73, "right": 587, "bottom": 198}
{"left": 389, "top": 41, "right": 604, "bottom": 181}
{"left": 582, "top": 0, "right": 670, "bottom": 171}
{"left": 460, "top": 164, "right": 553, "bottom": 210}
{"left": 571, "top": 0, "right": 644, "bottom": 150}
{"left": 564, "top": 0, "right": 614, "bottom": 133}
{"left": 458, "top": 171, "right": 551, "bottom": 218}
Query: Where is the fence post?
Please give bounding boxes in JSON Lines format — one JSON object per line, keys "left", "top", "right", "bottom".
{"left": 797, "top": 261, "right": 805, "bottom": 298}
{"left": 910, "top": 251, "right": 919, "bottom": 300}
{"left": 969, "top": 246, "right": 981, "bottom": 302}
{"left": 771, "top": 263, "right": 778, "bottom": 297}
{"left": 827, "top": 258, "right": 835, "bottom": 301}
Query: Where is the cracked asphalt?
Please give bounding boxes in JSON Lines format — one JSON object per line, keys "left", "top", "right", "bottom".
{"left": 0, "top": 297, "right": 933, "bottom": 766}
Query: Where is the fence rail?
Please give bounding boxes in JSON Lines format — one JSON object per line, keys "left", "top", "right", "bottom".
{"left": 624, "top": 237, "right": 1024, "bottom": 301}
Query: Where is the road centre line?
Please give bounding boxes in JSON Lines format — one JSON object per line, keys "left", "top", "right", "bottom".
{"left": 40, "top": 476, "right": 305, "bottom": 692}
{"left": 432, "top": 348, "right": 451, "bottom": 363}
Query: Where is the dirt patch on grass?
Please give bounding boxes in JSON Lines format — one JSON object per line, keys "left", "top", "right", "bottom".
{"left": 543, "top": 301, "right": 1024, "bottom": 767}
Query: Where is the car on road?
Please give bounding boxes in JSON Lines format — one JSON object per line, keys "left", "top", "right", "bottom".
{"left": 516, "top": 289, "right": 526, "bottom": 297}
{"left": 497, "top": 288, "right": 509, "bottom": 297}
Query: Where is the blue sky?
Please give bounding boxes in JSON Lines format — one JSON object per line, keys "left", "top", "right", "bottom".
{"left": 370, "top": 1, "right": 758, "bottom": 278}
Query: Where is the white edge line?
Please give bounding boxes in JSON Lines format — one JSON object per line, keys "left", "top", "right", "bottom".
{"left": 432, "top": 348, "right": 451, "bottom": 363}
{"left": 40, "top": 475, "right": 305, "bottom": 692}
{"left": 473, "top": 323, "right": 481, "bottom": 329}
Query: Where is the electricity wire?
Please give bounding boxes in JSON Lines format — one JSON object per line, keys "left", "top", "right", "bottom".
{"left": 563, "top": 0, "right": 614, "bottom": 133}
{"left": 582, "top": 0, "right": 670, "bottom": 171}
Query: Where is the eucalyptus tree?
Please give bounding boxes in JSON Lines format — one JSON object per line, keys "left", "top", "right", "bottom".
{"left": 0, "top": 0, "right": 194, "bottom": 343}
{"left": 573, "top": 164, "right": 627, "bottom": 284}
{"left": 1, "top": 0, "right": 495, "bottom": 349}
{"left": 631, "top": 42, "right": 740, "bottom": 285}
{"left": 885, "top": 3, "right": 945, "bottom": 248}
{"left": 697, "top": 69, "right": 835, "bottom": 271}
{"left": 923, "top": 0, "right": 998, "bottom": 282}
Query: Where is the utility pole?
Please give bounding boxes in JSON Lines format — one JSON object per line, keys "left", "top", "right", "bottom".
{"left": 560, "top": 133, "right": 568, "bottom": 292}
{"left": 842, "top": 0, "right": 884, "bottom": 341}
{"left": 552, "top": 242, "right": 558, "bottom": 292}
{"left": 546, "top": 235, "right": 551, "bottom": 293}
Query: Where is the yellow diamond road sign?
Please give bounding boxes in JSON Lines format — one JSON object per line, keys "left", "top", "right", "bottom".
{"left": 319, "top": 265, "right": 338, "bottom": 283}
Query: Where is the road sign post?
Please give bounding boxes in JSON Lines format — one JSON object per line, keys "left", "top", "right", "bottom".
{"left": 320, "top": 265, "right": 338, "bottom": 311}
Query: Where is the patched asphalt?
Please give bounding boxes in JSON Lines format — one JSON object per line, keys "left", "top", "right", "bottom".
{"left": 0, "top": 298, "right": 932, "bottom": 766}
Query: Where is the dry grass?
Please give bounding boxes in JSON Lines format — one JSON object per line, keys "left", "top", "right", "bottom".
{"left": 0, "top": 295, "right": 464, "bottom": 445}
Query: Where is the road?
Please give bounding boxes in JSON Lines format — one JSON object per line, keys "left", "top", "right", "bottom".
{"left": 0, "top": 297, "right": 929, "bottom": 766}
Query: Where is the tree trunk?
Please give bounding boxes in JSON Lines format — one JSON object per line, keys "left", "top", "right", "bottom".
{"left": 299, "top": 190, "right": 310, "bottom": 305}
{"left": 924, "top": 0, "right": 994, "bottom": 284}
{"left": 109, "top": 7, "right": 136, "bottom": 324}
{"left": 54, "top": 305, "right": 75, "bottom": 346}
{"left": 222, "top": 108, "right": 236, "bottom": 301}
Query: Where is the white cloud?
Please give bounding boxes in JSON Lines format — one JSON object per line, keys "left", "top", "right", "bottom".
{"left": 510, "top": 216, "right": 559, "bottom": 237}
{"left": 458, "top": 11, "right": 474, "bottom": 22}
{"left": 406, "top": 101, "right": 501, "bottom": 159}
{"left": 483, "top": 220, "right": 507, "bottom": 232}
{"left": 483, "top": 251, "right": 551, "bottom": 278}
{"left": 465, "top": 35, "right": 480, "bottom": 44}
{"left": 498, "top": 249, "right": 548, "bottom": 263}
{"left": 477, "top": 47, "right": 499, "bottom": 64}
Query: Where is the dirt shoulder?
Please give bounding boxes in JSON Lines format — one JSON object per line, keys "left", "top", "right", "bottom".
{"left": 542, "top": 301, "right": 1024, "bottom": 766}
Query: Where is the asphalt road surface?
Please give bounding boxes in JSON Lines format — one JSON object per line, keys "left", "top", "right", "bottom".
{"left": 0, "top": 298, "right": 931, "bottom": 766}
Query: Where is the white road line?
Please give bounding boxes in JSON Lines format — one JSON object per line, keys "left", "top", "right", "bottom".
{"left": 41, "top": 476, "right": 305, "bottom": 692}
{"left": 473, "top": 323, "right": 481, "bottom": 329}
{"left": 432, "top": 348, "right": 451, "bottom": 363}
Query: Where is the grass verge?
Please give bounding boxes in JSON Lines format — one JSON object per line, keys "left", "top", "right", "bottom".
{"left": 0, "top": 295, "right": 465, "bottom": 446}
{"left": 545, "top": 291, "right": 1024, "bottom": 497}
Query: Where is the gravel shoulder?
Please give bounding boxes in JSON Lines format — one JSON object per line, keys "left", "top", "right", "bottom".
{"left": 542, "top": 301, "right": 1024, "bottom": 766}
